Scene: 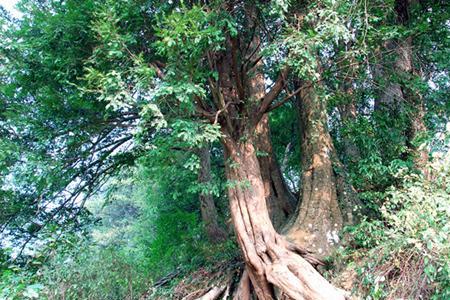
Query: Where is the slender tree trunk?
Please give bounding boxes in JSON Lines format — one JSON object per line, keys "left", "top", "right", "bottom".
{"left": 337, "top": 41, "right": 361, "bottom": 166}
{"left": 338, "top": 95, "right": 361, "bottom": 165}
{"left": 336, "top": 79, "right": 363, "bottom": 225}
{"left": 233, "top": 268, "right": 251, "bottom": 300}
{"left": 244, "top": 2, "right": 296, "bottom": 230}
{"left": 374, "top": 0, "right": 429, "bottom": 175}
{"left": 397, "top": 35, "right": 429, "bottom": 176}
{"left": 198, "top": 146, "right": 226, "bottom": 243}
{"left": 408, "top": 96, "right": 428, "bottom": 175}
{"left": 255, "top": 115, "right": 296, "bottom": 230}
{"left": 285, "top": 81, "right": 344, "bottom": 258}
{"left": 222, "top": 135, "right": 345, "bottom": 300}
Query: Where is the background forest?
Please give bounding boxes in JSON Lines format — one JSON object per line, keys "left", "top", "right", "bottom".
{"left": 0, "top": 0, "right": 449, "bottom": 299}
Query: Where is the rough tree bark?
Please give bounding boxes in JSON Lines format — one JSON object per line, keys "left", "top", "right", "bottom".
{"left": 191, "top": 3, "right": 347, "bottom": 297}
{"left": 198, "top": 146, "right": 227, "bottom": 243}
{"left": 223, "top": 135, "right": 345, "bottom": 300}
{"left": 285, "top": 81, "right": 344, "bottom": 259}
{"left": 245, "top": 4, "right": 296, "bottom": 231}
{"left": 255, "top": 115, "right": 296, "bottom": 231}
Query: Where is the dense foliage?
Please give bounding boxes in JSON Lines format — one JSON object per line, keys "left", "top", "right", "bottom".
{"left": 0, "top": 0, "right": 449, "bottom": 299}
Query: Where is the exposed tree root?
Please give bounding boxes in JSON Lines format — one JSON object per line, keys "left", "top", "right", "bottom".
{"left": 232, "top": 268, "right": 251, "bottom": 300}
{"left": 148, "top": 253, "right": 350, "bottom": 300}
{"left": 195, "top": 282, "right": 229, "bottom": 300}
{"left": 193, "top": 259, "right": 350, "bottom": 300}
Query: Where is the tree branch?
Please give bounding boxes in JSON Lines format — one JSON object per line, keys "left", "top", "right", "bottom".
{"left": 265, "top": 84, "right": 309, "bottom": 113}
{"left": 255, "top": 67, "right": 289, "bottom": 122}
{"left": 151, "top": 62, "right": 165, "bottom": 79}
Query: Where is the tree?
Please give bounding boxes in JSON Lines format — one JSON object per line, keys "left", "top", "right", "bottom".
{"left": 153, "top": 1, "right": 348, "bottom": 298}
{"left": 374, "top": 0, "right": 430, "bottom": 176}
{"left": 248, "top": 13, "right": 296, "bottom": 229}
{"left": 197, "top": 146, "right": 226, "bottom": 243}
{"left": 281, "top": 0, "right": 362, "bottom": 259}
{"left": 0, "top": 0, "right": 142, "bottom": 255}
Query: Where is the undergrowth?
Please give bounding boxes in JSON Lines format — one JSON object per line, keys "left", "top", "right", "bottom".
{"left": 337, "top": 155, "right": 450, "bottom": 299}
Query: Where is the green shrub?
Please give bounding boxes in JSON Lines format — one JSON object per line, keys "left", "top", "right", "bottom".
{"left": 0, "top": 267, "right": 43, "bottom": 300}
{"left": 346, "top": 155, "right": 450, "bottom": 299}
{"left": 41, "top": 242, "right": 151, "bottom": 300}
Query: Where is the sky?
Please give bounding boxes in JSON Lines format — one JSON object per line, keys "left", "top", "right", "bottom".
{"left": 0, "top": 0, "right": 21, "bottom": 18}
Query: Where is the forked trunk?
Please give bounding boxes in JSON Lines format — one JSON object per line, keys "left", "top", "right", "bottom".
{"left": 286, "top": 82, "right": 343, "bottom": 258}
{"left": 245, "top": 2, "right": 296, "bottom": 229}
{"left": 255, "top": 115, "right": 296, "bottom": 230}
{"left": 223, "top": 135, "right": 345, "bottom": 300}
{"left": 198, "top": 146, "right": 227, "bottom": 243}
{"left": 210, "top": 4, "right": 346, "bottom": 296}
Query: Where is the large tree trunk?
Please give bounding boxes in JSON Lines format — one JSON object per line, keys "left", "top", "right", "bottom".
{"left": 209, "top": 4, "right": 346, "bottom": 297}
{"left": 285, "top": 82, "right": 344, "bottom": 258}
{"left": 222, "top": 135, "right": 345, "bottom": 300}
{"left": 198, "top": 146, "right": 227, "bottom": 243}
